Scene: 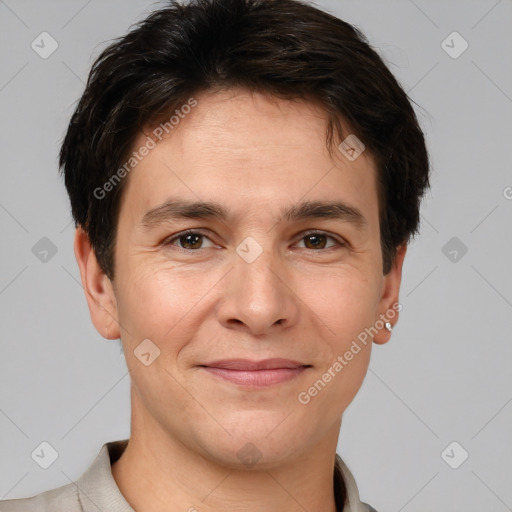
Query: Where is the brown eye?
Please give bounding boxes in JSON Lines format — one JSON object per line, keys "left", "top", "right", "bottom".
{"left": 303, "top": 234, "right": 327, "bottom": 249}
{"left": 297, "top": 232, "right": 343, "bottom": 250}
{"left": 178, "top": 233, "right": 203, "bottom": 249}
{"left": 164, "top": 230, "right": 215, "bottom": 251}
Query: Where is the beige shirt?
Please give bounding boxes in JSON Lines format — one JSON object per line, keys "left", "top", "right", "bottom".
{"left": 0, "top": 439, "right": 377, "bottom": 512}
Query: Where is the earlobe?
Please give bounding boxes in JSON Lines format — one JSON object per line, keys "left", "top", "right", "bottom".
{"left": 373, "top": 244, "right": 407, "bottom": 345}
{"left": 73, "top": 226, "right": 120, "bottom": 340}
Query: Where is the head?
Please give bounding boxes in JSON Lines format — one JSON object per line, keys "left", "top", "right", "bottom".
{"left": 62, "top": 0, "right": 430, "bottom": 468}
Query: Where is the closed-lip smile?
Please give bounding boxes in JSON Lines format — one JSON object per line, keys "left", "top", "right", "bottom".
{"left": 199, "top": 358, "right": 311, "bottom": 386}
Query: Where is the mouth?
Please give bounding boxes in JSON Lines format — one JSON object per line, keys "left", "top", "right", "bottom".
{"left": 198, "top": 358, "right": 311, "bottom": 387}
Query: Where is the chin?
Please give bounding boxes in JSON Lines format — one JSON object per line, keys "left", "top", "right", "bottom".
{"left": 204, "top": 439, "right": 301, "bottom": 471}
{"left": 191, "top": 416, "right": 315, "bottom": 470}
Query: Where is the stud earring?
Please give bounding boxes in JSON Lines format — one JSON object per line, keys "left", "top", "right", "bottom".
{"left": 385, "top": 322, "right": 393, "bottom": 332}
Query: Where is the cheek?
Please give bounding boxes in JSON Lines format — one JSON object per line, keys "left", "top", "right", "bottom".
{"left": 297, "top": 267, "right": 379, "bottom": 341}
{"left": 115, "top": 262, "right": 221, "bottom": 358}
{"left": 326, "top": 347, "right": 371, "bottom": 413}
{"left": 114, "top": 265, "right": 182, "bottom": 344}
{"left": 295, "top": 343, "right": 371, "bottom": 439}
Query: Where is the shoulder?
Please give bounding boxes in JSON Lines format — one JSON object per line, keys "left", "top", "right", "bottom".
{"left": 0, "top": 439, "right": 130, "bottom": 512}
{"left": 0, "top": 481, "right": 81, "bottom": 511}
{"left": 362, "top": 503, "right": 379, "bottom": 512}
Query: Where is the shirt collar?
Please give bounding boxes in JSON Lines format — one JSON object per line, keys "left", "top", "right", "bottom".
{"left": 335, "top": 454, "right": 371, "bottom": 512}
{"left": 76, "top": 439, "right": 132, "bottom": 512}
{"left": 76, "top": 439, "right": 369, "bottom": 512}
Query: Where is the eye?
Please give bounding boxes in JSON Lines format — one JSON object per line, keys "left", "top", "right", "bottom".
{"left": 295, "top": 231, "right": 345, "bottom": 250}
{"left": 163, "top": 229, "right": 346, "bottom": 252}
{"left": 163, "top": 230, "right": 215, "bottom": 251}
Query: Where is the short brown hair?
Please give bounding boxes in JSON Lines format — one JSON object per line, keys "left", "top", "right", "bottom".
{"left": 59, "top": 0, "right": 431, "bottom": 279}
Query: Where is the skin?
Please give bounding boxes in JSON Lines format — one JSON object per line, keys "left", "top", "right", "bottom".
{"left": 74, "top": 87, "right": 406, "bottom": 512}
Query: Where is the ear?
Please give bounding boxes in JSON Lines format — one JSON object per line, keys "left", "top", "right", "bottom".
{"left": 372, "top": 244, "right": 407, "bottom": 345}
{"left": 73, "top": 226, "right": 120, "bottom": 340}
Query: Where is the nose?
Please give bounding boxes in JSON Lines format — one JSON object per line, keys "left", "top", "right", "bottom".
{"left": 216, "top": 243, "right": 300, "bottom": 336}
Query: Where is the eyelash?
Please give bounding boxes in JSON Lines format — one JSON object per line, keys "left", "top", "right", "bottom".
{"left": 163, "top": 229, "right": 347, "bottom": 252}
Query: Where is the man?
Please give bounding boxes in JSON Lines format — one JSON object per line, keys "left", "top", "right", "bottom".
{"left": 0, "top": 0, "right": 430, "bottom": 510}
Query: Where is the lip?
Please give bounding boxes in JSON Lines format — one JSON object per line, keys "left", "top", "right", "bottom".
{"left": 202, "top": 358, "right": 308, "bottom": 370}
{"left": 199, "top": 359, "right": 311, "bottom": 387}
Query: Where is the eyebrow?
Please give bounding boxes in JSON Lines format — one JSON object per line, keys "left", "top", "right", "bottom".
{"left": 140, "top": 198, "right": 368, "bottom": 231}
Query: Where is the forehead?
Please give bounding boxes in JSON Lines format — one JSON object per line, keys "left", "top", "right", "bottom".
{"left": 118, "top": 88, "right": 380, "bottom": 231}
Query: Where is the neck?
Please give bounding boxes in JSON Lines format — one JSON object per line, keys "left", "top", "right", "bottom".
{"left": 111, "top": 389, "right": 342, "bottom": 512}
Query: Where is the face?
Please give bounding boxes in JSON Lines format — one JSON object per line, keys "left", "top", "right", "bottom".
{"left": 77, "top": 88, "right": 405, "bottom": 469}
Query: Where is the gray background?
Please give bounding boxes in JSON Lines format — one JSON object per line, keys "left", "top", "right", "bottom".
{"left": 1, "top": 0, "right": 511, "bottom": 510}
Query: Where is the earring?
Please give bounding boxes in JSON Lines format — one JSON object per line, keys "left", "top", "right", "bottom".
{"left": 385, "top": 322, "right": 393, "bottom": 332}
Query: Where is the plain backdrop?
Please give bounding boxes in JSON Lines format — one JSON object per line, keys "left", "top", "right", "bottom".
{"left": 0, "top": 1, "right": 511, "bottom": 510}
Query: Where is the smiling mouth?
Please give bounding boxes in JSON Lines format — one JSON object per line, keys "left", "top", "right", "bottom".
{"left": 198, "top": 358, "right": 311, "bottom": 387}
